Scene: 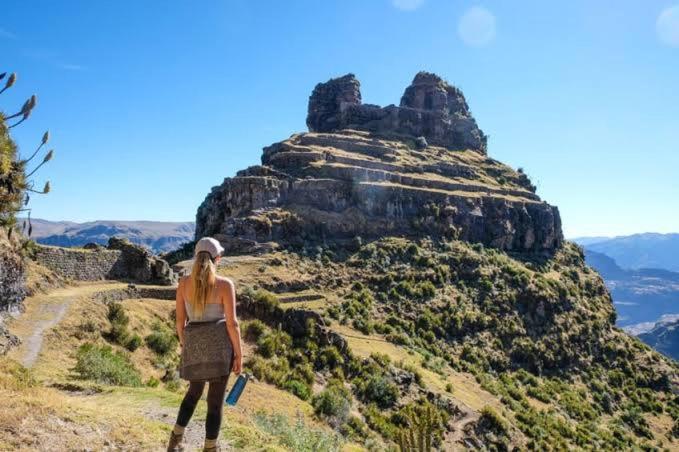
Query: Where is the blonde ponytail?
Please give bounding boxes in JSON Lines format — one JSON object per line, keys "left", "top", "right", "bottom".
{"left": 190, "top": 251, "right": 217, "bottom": 319}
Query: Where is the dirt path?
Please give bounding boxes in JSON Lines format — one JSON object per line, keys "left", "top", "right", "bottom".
{"left": 5, "top": 282, "right": 233, "bottom": 451}
{"left": 6, "top": 282, "right": 126, "bottom": 368}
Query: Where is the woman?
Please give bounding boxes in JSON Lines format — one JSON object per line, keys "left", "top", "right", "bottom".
{"left": 167, "top": 237, "right": 243, "bottom": 452}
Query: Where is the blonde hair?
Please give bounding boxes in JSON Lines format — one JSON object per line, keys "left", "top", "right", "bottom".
{"left": 189, "top": 251, "right": 217, "bottom": 319}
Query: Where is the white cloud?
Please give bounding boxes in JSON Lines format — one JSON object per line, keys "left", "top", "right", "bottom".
{"left": 458, "top": 6, "right": 496, "bottom": 47}
{"left": 657, "top": 5, "right": 679, "bottom": 47}
{"left": 392, "top": 0, "right": 424, "bottom": 12}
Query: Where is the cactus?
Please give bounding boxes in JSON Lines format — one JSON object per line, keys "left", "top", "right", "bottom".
{"left": 396, "top": 404, "right": 436, "bottom": 452}
{"left": 0, "top": 69, "right": 54, "bottom": 238}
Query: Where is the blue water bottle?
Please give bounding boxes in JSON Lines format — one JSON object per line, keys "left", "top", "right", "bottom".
{"left": 225, "top": 374, "right": 250, "bottom": 406}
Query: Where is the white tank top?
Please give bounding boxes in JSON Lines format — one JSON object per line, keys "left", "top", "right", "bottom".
{"left": 184, "top": 283, "right": 225, "bottom": 322}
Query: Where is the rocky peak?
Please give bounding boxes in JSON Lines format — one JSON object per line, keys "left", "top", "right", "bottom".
{"left": 306, "top": 72, "right": 487, "bottom": 153}
{"left": 196, "top": 73, "right": 562, "bottom": 255}
{"left": 400, "top": 71, "right": 471, "bottom": 117}
{"left": 306, "top": 73, "right": 362, "bottom": 133}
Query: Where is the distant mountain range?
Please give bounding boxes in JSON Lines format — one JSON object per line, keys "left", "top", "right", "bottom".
{"left": 574, "top": 234, "right": 679, "bottom": 359}
{"left": 638, "top": 318, "right": 679, "bottom": 361}
{"left": 573, "top": 233, "right": 679, "bottom": 272}
{"left": 21, "top": 218, "right": 195, "bottom": 254}
{"left": 581, "top": 250, "right": 679, "bottom": 332}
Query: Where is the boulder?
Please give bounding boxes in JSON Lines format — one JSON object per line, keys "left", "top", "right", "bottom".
{"left": 107, "top": 237, "right": 177, "bottom": 285}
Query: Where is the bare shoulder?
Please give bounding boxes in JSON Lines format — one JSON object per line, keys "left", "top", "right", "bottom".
{"left": 216, "top": 276, "right": 235, "bottom": 291}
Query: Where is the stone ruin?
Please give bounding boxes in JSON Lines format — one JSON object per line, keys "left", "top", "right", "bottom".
{"left": 34, "top": 237, "right": 177, "bottom": 285}
{"left": 307, "top": 72, "right": 487, "bottom": 153}
{"left": 195, "top": 72, "right": 562, "bottom": 254}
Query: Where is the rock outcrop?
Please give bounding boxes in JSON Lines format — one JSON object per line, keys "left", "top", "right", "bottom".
{"left": 307, "top": 72, "right": 487, "bottom": 153}
{"left": 106, "top": 237, "right": 177, "bottom": 285}
{"left": 0, "top": 229, "right": 26, "bottom": 312}
{"left": 196, "top": 72, "right": 562, "bottom": 254}
{"left": 0, "top": 229, "right": 24, "bottom": 354}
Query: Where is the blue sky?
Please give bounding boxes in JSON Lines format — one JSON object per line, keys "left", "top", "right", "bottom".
{"left": 1, "top": 0, "right": 678, "bottom": 238}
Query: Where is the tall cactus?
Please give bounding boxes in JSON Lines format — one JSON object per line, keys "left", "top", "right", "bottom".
{"left": 0, "top": 71, "right": 54, "bottom": 239}
{"left": 397, "top": 404, "right": 436, "bottom": 452}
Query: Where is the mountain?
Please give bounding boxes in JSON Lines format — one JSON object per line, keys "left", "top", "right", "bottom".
{"left": 639, "top": 318, "right": 679, "bottom": 361}
{"left": 575, "top": 233, "right": 679, "bottom": 272}
{"left": 197, "top": 72, "right": 561, "bottom": 254}
{"left": 189, "top": 72, "right": 679, "bottom": 449}
{"left": 571, "top": 236, "right": 611, "bottom": 246}
{"left": 21, "top": 218, "right": 195, "bottom": 254}
{"left": 583, "top": 250, "right": 679, "bottom": 333}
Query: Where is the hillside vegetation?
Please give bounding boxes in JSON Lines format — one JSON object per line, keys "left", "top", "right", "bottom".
{"left": 191, "top": 237, "right": 679, "bottom": 450}
{"left": 1, "top": 282, "right": 359, "bottom": 451}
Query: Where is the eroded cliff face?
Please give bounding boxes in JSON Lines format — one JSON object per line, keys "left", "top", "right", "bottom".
{"left": 0, "top": 229, "right": 24, "bottom": 354}
{"left": 196, "top": 73, "right": 562, "bottom": 254}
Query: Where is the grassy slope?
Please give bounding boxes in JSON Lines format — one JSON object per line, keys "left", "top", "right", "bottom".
{"left": 5, "top": 236, "right": 678, "bottom": 450}
{"left": 211, "top": 237, "right": 679, "bottom": 450}
{"left": 1, "top": 282, "right": 356, "bottom": 451}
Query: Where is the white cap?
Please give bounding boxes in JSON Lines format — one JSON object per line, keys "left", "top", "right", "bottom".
{"left": 194, "top": 237, "right": 225, "bottom": 259}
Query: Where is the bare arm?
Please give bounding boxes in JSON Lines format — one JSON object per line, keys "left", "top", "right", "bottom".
{"left": 222, "top": 278, "right": 243, "bottom": 374}
{"left": 175, "top": 277, "right": 188, "bottom": 346}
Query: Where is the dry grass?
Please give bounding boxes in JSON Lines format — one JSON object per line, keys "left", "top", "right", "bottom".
{"left": 0, "top": 358, "right": 170, "bottom": 451}
{"left": 2, "top": 282, "right": 361, "bottom": 451}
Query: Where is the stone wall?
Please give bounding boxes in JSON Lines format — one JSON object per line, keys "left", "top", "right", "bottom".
{"left": 34, "top": 245, "right": 123, "bottom": 281}
{"left": 33, "top": 238, "right": 177, "bottom": 285}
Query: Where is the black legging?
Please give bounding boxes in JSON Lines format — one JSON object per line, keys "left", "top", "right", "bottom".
{"left": 175, "top": 378, "right": 228, "bottom": 440}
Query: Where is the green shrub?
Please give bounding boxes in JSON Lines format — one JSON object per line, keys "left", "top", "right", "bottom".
{"left": 370, "top": 352, "right": 391, "bottom": 367}
{"left": 352, "top": 318, "right": 374, "bottom": 334}
{"left": 416, "top": 280, "right": 437, "bottom": 299}
{"left": 386, "top": 332, "right": 411, "bottom": 346}
{"left": 356, "top": 375, "right": 399, "bottom": 409}
{"left": 291, "top": 363, "right": 316, "bottom": 386}
{"left": 257, "top": 328, "right": 292, "bottom": 358}
{"left": 145, "top": 322, "right": 178, "bottom": 355}
{"left": 73, "top": 343, "right": 141, "bottom": 386}
{"left": 362, "top": 404, "right": 396, "bottom": 438}
{"left": 247, "top": 356, "right": 290, "bottom": 386}
{"left": 619, "top": 406, "right": 653, "bottom": 439}
{"left": 254, "top": 412, "right": 343, "bottom": 452}
{"left": 478, "top": 406, "right": 508, "bottom": 435}
{"left": 107, "top": 302, "right": 131, "bottom": 345}
{"left": 125, "top": 333, "right": 143, "bottom": 352}
{"left": 108, "top": 322, "right": 130, "bottom": 345}
{"left": 312, "top": 381, "right": 352, "bottom": 424}
{"left": 165, "top": 378, "right": 182, "bottom": 392}
{"left": 243, "top": 319, "right": 268, "bottom": 342}
{"left": 246, "top": 288, "right": 281, "bottom": 318}
{"left": 107, "top": 302, "right": 128, "bottom": 324}
{"left": 318, "top": 346, "right": 344, "bottom": 370}
{"left": 341, "top": 416, "right": 368, "bottom": 440}
{"left": 283, "top": 379, "right": 312, "bottom": 401}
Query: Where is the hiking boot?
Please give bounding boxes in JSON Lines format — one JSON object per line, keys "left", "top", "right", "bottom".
{"left": 166, "top": 431, "right": 184, "bottom": 451}
{"left": 203, "top": 446, "right": 220, "bottom": 452}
